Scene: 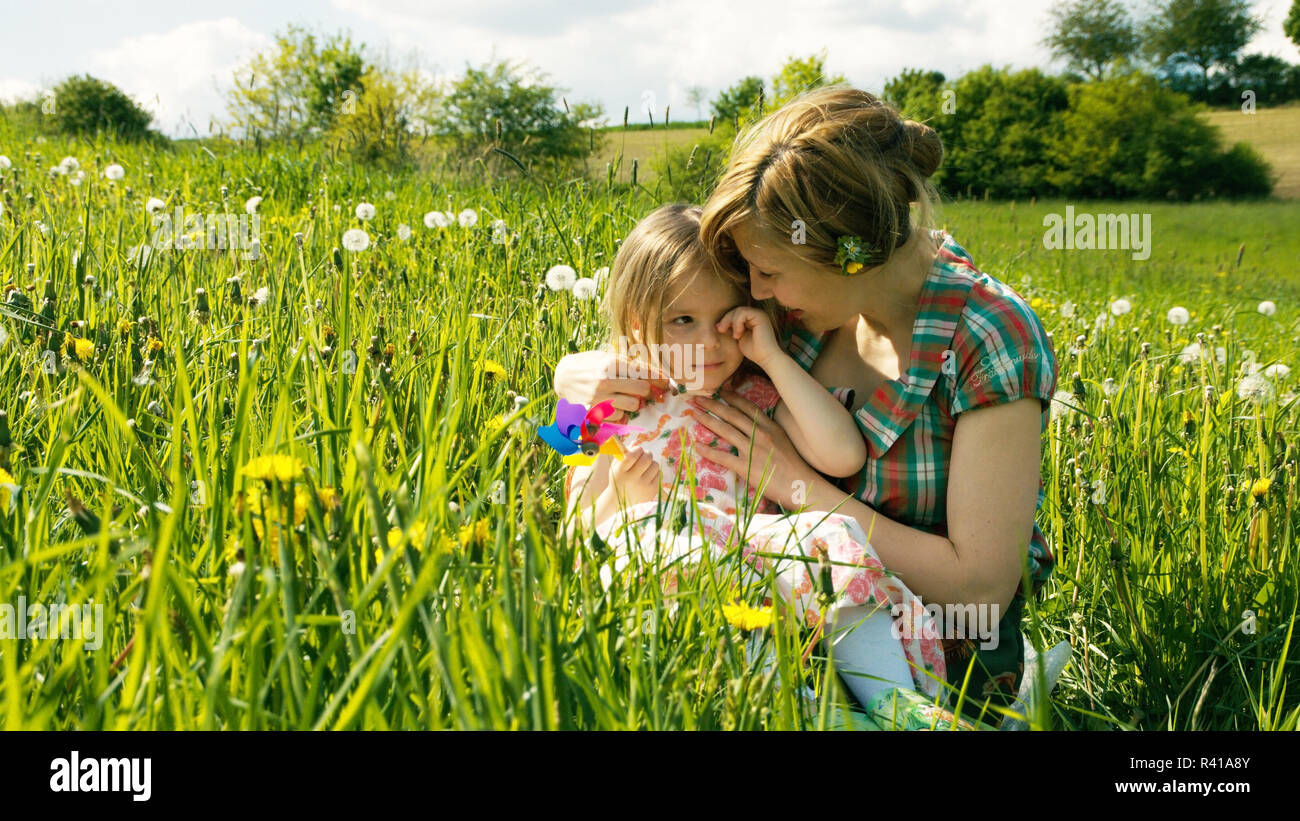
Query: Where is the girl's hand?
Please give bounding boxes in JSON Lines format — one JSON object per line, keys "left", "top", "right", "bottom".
{"left": 554, "top": 350, "right": 674, "bottom": 423}
{"left": 608, "top": 446, "right": 663, "bottom": 507}
{"left": 715, "top": 308, "right": 782, "bottom": 369}
{"left": 685, "top": 390, "right": 817, "bottom": 510}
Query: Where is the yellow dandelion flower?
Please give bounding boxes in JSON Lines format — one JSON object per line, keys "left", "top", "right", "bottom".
{"left": 1251, "top": 478, "right": 1271, "bottom": 498}
{"left": 316, "top": 486, "right": 341, "bottom": 511}
{"left": 240, "top": 454, "right": 306, "bottom": 484}
{"left": 459, "top": 518, "right": 491, "bottom": 549}
{"left": 480, "top": 359, "right": 507, "bottom": 381}
{"left": 0, "top": 467, "right": 16, "bottom": 509}
{"left": 722, "top": 600, "right": 773, "bottom": 632}
{"left": 147, "top": 337, "right": 164, "bottom": 354}
{"left": 117, "top": 319, "right": 135, "bottom": 336}
{"left": 64, "top": 337, "right": 94, "bottom": 362}
{"left": 485, "top": 414, "right": 507, "bottom": 435}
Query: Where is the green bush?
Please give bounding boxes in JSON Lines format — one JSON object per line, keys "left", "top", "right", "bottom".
{"left": 1047, "top": 72, "right": 1271, "bottom": 198}
{"left": 48, "top": 75, "right": 156, "bottom": 142}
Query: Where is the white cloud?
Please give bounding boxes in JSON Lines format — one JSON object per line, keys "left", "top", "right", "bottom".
{"left": 88, "top": 18, "right": 271, "bottom": 138}
{"left": 0, "top": 78, "right": 41, "bottom": 105}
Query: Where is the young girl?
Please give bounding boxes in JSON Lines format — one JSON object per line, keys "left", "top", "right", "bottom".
{"left": 560, "top": 203, "right": 948, "bottom": 707}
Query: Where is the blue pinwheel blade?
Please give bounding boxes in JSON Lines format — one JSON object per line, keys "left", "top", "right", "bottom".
{"left": 538, "top": 423, "right": 580, "bottom": 455}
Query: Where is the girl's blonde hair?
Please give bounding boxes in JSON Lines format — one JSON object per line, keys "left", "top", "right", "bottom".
{"left": 699, "top": 84, "right": 943, "bottom": 282}
{"left": 603, "top": 203, "right": 770, "bottom": 379}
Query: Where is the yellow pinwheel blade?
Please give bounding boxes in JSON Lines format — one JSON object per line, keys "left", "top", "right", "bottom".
{"left": 562, "top": 452, "right": 597, "bottom": 467}
{"left": 599, "top": 438, "right": 626, "bottom": 460}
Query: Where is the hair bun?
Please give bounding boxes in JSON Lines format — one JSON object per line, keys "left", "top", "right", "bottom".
{"left": 901, "top": 119, "right": 943, "bottom": 179}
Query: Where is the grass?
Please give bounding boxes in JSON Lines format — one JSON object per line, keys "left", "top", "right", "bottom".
{"left": 0, "top": 122, "right": 1296, "bottom": 730}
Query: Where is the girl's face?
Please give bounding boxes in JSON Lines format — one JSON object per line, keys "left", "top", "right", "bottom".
{"left": 731, "top": 220, "right": 845, "bottom": 334}
{"left": 637, "top": 270, "right": 747, "bottom": 393}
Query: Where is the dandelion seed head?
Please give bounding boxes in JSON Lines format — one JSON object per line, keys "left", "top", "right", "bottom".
{"left": 571, "top": 277, "right": 598, "bottom": 300}
{"left": 397, "top": 223, "right": 411, "bottom": 241}
{"left": 1257, "top": 300, "right": 1276, "bottom": 317}
{"left": 545, "top": 264, "right": 577, "bottom": 291}
{"left": 342, "top": 228, "right": 370, "bottom": 252}
{"left": 1236, "top": 373, "right": 1275, "bottom": 404}
{"left": 1166, "top": 306, "right": 1190, "bottom": 326}
{"left": 458, "top": 208, "right": 478, "bottom": 228}
{"left": 245, "top": 196, "right": 262, "bottom": 214}
{"left": 104, "top": 163, "right": 125, "bottom": 181}
{"left": 355, "top": 202, "right": 376, "bottom": 221}
{"left": 145, "top": 197, "right": 165, "bottom": 214}
{"left": 1110, "top": 298, "right": 1132, "bottom": 316}
{"left": 424, "top": 210, "right": 449, "bottom": 229}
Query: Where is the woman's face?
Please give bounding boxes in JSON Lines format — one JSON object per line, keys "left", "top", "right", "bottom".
{"left": 731, "top": 220, "right": 845, "bottom": 333}
{"left": 645, "top": 270, "right": 747, "bottom": 393}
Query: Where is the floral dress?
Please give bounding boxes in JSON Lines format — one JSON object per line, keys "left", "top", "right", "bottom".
{"left": 570, "top": 368, "right": 949, "bottom": 699}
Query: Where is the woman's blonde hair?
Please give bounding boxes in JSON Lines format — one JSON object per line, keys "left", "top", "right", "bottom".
{"left": 700, "top": 84, "right": 943, "bottom": 281}
{"left": 602, "top": 203, "right": 770, "bottom": 378}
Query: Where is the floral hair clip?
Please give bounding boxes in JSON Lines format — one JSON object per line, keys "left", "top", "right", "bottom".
{"left": 537, "top": 399, "right": 647, "bottom": 466}
{"left": 834, "top": 235, "right": 879, "bottom": 276}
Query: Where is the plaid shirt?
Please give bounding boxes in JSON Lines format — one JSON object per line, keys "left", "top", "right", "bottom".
{"left": 781, "top": 230, "right": 1058, "bottom": 593}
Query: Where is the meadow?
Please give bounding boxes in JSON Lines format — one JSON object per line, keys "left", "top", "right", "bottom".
{"left": 0, "top": 119, "right": 1296, "bottom": 730}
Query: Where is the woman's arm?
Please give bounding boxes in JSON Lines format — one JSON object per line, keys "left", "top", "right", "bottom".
{"left": 687, "top": 391, "right": 1041, "bottom": 616}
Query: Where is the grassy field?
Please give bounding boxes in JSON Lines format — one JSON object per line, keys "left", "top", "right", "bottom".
{"left": 593, "top": 106, "right": 1300, "bottom": 198}
{"left": 1201, "top": 103, "right": 1300, "bottom": 199}
{"left": 0, "top": 122, "right": 1297, "bottom": 730}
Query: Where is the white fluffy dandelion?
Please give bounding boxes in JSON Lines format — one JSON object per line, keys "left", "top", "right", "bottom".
{"left": 1110, "top": 298, "right": 1132, "bottom": 316}
{"left": 104, "top": 163, "right": 125, "bottom": 181}
{"left": 397, "top": 223, "right": 411, "bottom": 241}
{"left": 593, "top": 266, "right": 610, "bottom": 287}
{"left": 1258, "top": 300, "right": 1276, "bottom": 317}
{"left": 1236, "top": 373, "right": 1275, "bottom": 404}
{"left": 1179, "top": 343, "right": 1202, "bottom": 364}
{"left": 491, "top": 219, "right": 509, "bottom": 244}
{"left": 458, "top": 208, "right": 478, "bottom": 228}
{"left": 1166, "top": 306, "right": 1190, "bottom": 326}
{"left": 342, "top": 228, "right": 370, "bottom": 252}
{"left": 355, "top": 202, "right": 376, "bottom": 221}
{"left": 571, "top": 277, "right": 598, "bottom": 300}
{"left": 424, "top": 210, "right": 449, "bottom": 229}
{"left": 245, "top": 196, "right": 262, "bottom": 214}
{"left": 545, "top": 264, "right": 577, "bottom": 291}
{"left": 1050, "top": 390, "right": 1077, "bottom": 421}
{"left": 0, "top": 156, "right": 11, "bottom": 169}
{"left": 59, "top": 156, "right": 79, "bottom": 172}
{"left": 1102, "top": 377, "right": 1119, "bottom": 397}
{"left": 1263, "top": 363, "right": 1291, "bottom": 380}
{"left": 1059, "top": 301, "right": 1075, "bottom": 319}
{"left": 146, "top": 197, "right": 165, "bottom": 214}
{"left": 68, "top": 170, "right": 84, "bottom": 186}
{"left": 251, "top": 286, "right": 270, "bottom": 307}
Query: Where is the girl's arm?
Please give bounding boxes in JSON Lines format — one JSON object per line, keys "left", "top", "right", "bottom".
{"left": 762, "top": 352, "right": 867, "bottom": 478}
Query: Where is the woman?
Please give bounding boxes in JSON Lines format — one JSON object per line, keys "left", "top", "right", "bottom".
{"left": 553, "top": 85, "right": 1057, "bottom": 717}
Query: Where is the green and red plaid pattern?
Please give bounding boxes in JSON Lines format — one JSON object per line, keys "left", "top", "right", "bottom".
{"left": 778, "top": 230, "right": 1058, "bottom": 593}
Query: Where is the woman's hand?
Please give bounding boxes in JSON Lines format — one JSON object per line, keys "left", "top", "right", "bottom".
{"left": 607, "top": 446, "right": 663, "bottom": 507}
{"left": 685, "top": 390, "right": 819, "bottom": 510}
{"left": 554, "top": 350, "right": 674, "bottom": 422}
{"left": 715, "top": 307, "right": 782, "bottom": 369}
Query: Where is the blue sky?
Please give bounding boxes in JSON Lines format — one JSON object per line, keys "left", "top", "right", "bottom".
{"left": 1, "top": 0, "right": 1295, "bottom": 137}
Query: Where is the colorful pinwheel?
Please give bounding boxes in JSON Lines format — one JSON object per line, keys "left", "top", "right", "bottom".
{"left": 537, "top": 399, "right": 646, "bottom": 466}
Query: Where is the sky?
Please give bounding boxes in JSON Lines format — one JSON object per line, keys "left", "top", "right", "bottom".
{"left": 0, "top": 0, "right": 1295, "bottom": 137}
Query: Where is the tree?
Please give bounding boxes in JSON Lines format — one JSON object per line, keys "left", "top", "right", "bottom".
{"left": 1141, "top": 0, "right": 1264, "bottom": 95}
{"left": 226, "top": 25, "right": 369, "bottom": 140}
{"left": 48, "top": 75, "right": 156, "bottom": 141}
{"left": 685, "top": 85, "right": 708, "bottom": 122}
{"left": 1042, "top": 0, "right": 1139, "bottom": 79}
{"left": 768, "top": 50, "right": 848, "bottom": 108}
{"left": 711, "top": 76, "right": 765, "bottom": 125}
{"left": 1286, "top": 0, "right": 1300, "bottom": 52}
{"left": 435, "top": 58, "right": 601, "bottom": 176}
